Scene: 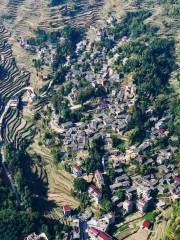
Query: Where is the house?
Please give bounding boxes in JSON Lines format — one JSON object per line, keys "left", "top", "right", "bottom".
{"left": 88, "top": 185, "right": 102, "bottom": 203}
{"left": 171, "top": 192, "right": 180, "bottom": 201}
{"left": 24, "top": 233, "right": 48, "bottom": 240}
{"left": 159, "top": 128, "right": 166, "bottom": 134}
{"left": 91, "top": 119, "right": 98, "bottom": 129}
{"left": 146, "top": 158, "right": 155, "bottom": 166}
{"left": 112, "top": 159, "right": 122, "bottom": 168}
{"left": 124, "top": 146, "right": 138, "bottom": 161}
{"left": 61, "top": 121, "right": 73, "bottom": 129}
{"left": 115, "top": 174, "right": 129, "bottom": 183}
{"left": 156, "top": 151, "right": 171, "bottom": 165}
{"left": 71, "top": 164, "right": 82, "bottom": 177}
{"left": 117, "top": 202, "right": 123, "bottom": 212}
{"left": 123, "top": 200, "right": 134, "bottom": 213}
{"left": 10, "top": 96, "right": 19, "bottom": 108}
{"left": 137, "top": 185, "right": 152, "bottom": 199}
{"left": 88, "top": 227, "right": 112, "bottom": 240}
{"left": 100, "top": 213, "right": 115, "bottom": 231}
{"left": 114, "top": 168, "right": 124, "bottom": 175}
{"left": 141, "top": 220, "right": 152, "bottom": 229}
{"left": 174, "top": 176, "right": 180, "bottom": 183}
{"left": 96, "top": 29, "right": 105, "bottom": 41}
{"left": 110, "top": 182, "right": 124, "bottom": 191}
{"left": 27, "top": 89, "right": 36, "bottom": 102}
{"left": 120, "top": 181, "right": 131, "bottom": 188}
{"left": 72, "top": 219, "right": 80, "bottom": 240}
{"left": 111, "top": 195, "right": 120, "bottom": 204}
{"left": 121, "top": 36, "right": 128, "bottom": 44}
{"left": 157, "top": 185, "right": 169, "bottom": 194}
{"left": 126, "top": 186, "right": 137, "bottom": 198}
{"left": 95, "top": 169, "right": 104, "bottom": 189}
{"left": 52, "top": 113, "right": 59, "bottom": 126}
{"left": 107, "top": 16, "right": 117, "bottom": 25}
{"left": 138, "top": 140, "right": 152, "bottom": 153}
{"left": 62, "top": 205, "right": 72, "bottom": 217}
{"left": 88, "top": 213, "right": 115, "bottom": 232}
{"left": 156, "top": 200, "right": 167, "bottom": 210}
{"left": 69, "top": 88, "right": 78, "bottom": 101}
{"left": 137, "top": 198, "right": 152, "bottom": 213}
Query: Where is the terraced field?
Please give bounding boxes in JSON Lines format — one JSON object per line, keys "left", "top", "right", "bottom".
{"left": 0, "top": 25, "right": 28, "bottom": 111}
{"left": 0, "top": 0, "right": 104, "bottom": 36}
{"left": 29, "top": 140, "right": 80, "bottom": 209}
{"left": 0, "top": 24, "right": 34, "bottom": 148}
{"left": 43, "top": 0, "right": 104, "bottom": 30}
{"left": 0, "top": 0, "right": 105, "bottom": 91}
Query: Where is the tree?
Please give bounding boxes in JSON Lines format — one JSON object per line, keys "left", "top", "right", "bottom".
{"left": 77, "top": 86, "right": 95, "bottom": 104}
{"left": 127, "top": 127, "right": 141, "bottom": 144}
{"left": 73, "top": 178, "right": 89, "bottom": 193}
{"left": 33, "top": 59, "right": 43, "bottom": 71}
{"left": 51, "top": 0, "right": 65, "bottom": 6}
{"left": 114, "top": 189, "right": 125, "bottom": 201}
{"left": 84, "top": 136, "right": 105, "bottom": 174}
{"left": 53, "top": 65, "right": 68, "bottom": 84}
{"left": 112, "top": 135, "right": 122, "bottom": 148}
{"left": 118, "top": 143, "right": 126, "bottom": 153}
{"left": 101, "top": 198, "right": 112, "bottom": 214}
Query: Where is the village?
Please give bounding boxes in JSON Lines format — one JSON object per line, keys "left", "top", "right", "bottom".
{"left": 5, "top": 11, "right": 180, "bottom": 240}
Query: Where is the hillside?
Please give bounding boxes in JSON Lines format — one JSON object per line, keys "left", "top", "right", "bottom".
{"left": 0, "top": 1, "right": 179, "bottom": 240}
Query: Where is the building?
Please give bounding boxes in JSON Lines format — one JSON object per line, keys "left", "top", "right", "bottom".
{"left": 123, "top": 200, "right": 134, "bottom": 213}
{"left": 174, "top": 176, "right": 180, "bottom": 183}
{"left": 88, "top": 185, "right": 102, "bottom": 203}
{"left": 88, "top": 213, "right": 115, "bottom": 232}
{"left": 137, "top": 185, "right": 152, "bottom": 199}
{"left": 24, "top": 233, "right": 48, "bottom": 240}
{"left": 141, "top": 220, "right": 152, "bottom": 229}
{"left": 88, "top": 227, "right": 112, "bottom": 240}
{"left": 95, "top": 169, "right": 104, "bottom": 189}
{"left": 62, "top": 205, "right": 72, "bottom": 217}
{"left": 72, "top": 219, "right": 80, "bottom": 239}
{"left": 27, "top": 89, "right": 36, "bottom": 102}
{"left": 120, "top": 36, "right": 128, "bottom": 44}
{"left": 61, "top": 121, "right": 73, "bottom": 129}
{"left": 156, "top": 200, "right": 167, "bottom": 210}
{"left": 137, "top": 198, "right": 152, "bottom": 213}
{"left": 71, "top": 164, "right": 82, "bottom": 177}
{"left": 10, "top": 96, "right": 19, "bottom": 108}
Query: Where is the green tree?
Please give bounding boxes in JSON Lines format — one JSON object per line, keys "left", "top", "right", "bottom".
{"left": 101, "top": 198, "right": 112, "bottom": 214}
{"left": 73, "top": 178, "right": 89, "bottom": 193}
{"left": 114, "top": 189, "right": 125, "bottom": 201}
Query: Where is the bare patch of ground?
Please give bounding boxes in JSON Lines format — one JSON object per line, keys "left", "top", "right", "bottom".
{"left": 124, "top": 229, "right": 149, "bottom": 240}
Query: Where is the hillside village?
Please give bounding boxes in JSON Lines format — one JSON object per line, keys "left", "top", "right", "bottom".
{"left": 0, "top": 1, "right": 179, "bottom": 240}
{"left": 12, "top": 10, "right": 180, "bottom": 240}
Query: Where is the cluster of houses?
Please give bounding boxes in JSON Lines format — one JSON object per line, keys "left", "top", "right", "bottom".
{"left": 9, "top": 89, "right": 36, "bottom": 108}
{"left": 62, "top": 197, "right": 156, "bottom": 239}
{"left": 18, "top": 37, "right": 57, "bottom": 67}
{"left": 48, "top": 16, "right": 180, "bottom": 238}
{"left": 47, "top": 15, "right": 139, "bottom": 153}
{"left": 63, "top": 110, "right": 179, "bottom": 238}
{"left": 62, "top": 204, "right": 114, "bottom": 240}
{"left": 18, "top": 14, "right": 179, "bottom": 240}
{"left": 51, "top": 80, "right": 136, "bottom": 152}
